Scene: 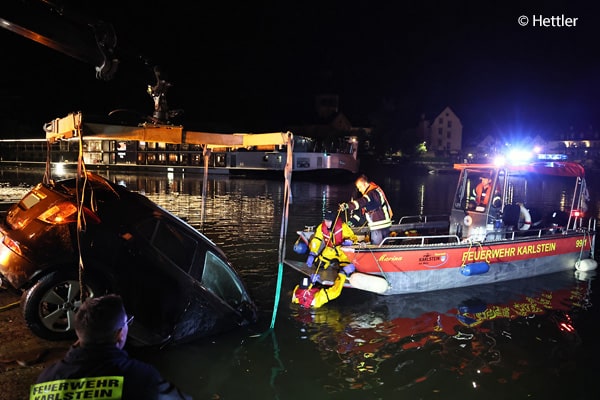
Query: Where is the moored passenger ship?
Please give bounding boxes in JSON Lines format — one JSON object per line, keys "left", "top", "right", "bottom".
{"left": 0, "top": 134, "right": 360, "bottom": 180}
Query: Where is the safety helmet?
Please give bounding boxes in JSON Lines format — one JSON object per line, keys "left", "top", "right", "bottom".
{"left": 324, "top": 210, "right": 335, "bottom": 221}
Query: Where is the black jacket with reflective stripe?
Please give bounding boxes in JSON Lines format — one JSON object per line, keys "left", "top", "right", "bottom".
{"left": 35, "top": 344, "right": 190, "bottom": 399}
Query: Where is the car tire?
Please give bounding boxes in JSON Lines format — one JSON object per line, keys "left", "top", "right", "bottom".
{"left": 21, "top": 269, "right": 108, "bottom": 341}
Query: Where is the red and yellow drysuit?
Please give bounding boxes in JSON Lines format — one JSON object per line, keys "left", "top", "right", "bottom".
{"left": 292, "top": 273, "right": 347, "bottom": 308}
{"left": 308, "top": 218, "right": 357, "bottom": 270}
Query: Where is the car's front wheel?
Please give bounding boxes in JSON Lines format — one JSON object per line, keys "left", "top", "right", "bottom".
{"left": 21, "top": 270, "right": 107, "bottom": 341}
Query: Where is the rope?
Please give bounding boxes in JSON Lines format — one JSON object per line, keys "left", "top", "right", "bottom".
{"left": 576, "top": 233, "right": 586, "bottom": 264}
{"left": 269, "top": 132, "right": 293, "bottom": 330}
{"left": 200, "top": 144, "right": 210, "bottom": 232}
{"left": 254, "top": 328, "right": 284, "bottom": 400}
{"left": 0, "top": 301, "right": 20, "bottom": 312}
{"left": 41, "top": 113, "right": 88, "bottom": 301}
{"left": 75, "top": 123, "right": 89, "bottom": 302}
{"left": 303, "top": 208, "right": 347, "bottom": 291}
{"left": 461, "top": 241, "right": 475, "bottom": 268}
{"left": 267, "top": 330, "right": 284, "bottom": 395}
{"left": 341, "top": 206, "right": 390, "bottom": 284}
{"left": 340, "top": 207, "right": 368, "bottom": 230}
{"left": 576, "top": 229, "right": 593, "bottom": 265}
{"left": 366, "top": 245, "right": 391, "bottom": 284}
{"left": 460, "top": 241, "right": 489, "bottom": 269}
{"left": 43, "top": 140, "right": 52, "bottom": 185}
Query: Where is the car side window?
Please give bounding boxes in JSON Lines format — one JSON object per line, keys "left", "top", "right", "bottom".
{"left": 136, "top": 218, "right": 198, "bottom": 272}
{"left": 154, "top": 221, "right": 197, "bottom": 271}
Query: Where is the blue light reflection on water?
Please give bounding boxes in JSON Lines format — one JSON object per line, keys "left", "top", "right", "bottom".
{"left": 1, "top": 167, "right": 599, "bottom": 399}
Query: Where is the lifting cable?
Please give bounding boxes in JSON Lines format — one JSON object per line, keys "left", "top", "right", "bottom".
{"left": 75, "top": 126, "right": 89, "bottom": 302}
{"left": 269, "top": 132, "right": 293, "bottom": 330}
{"left": 260, "top": 132, "right": 293, "bottom": 395}
{"left": 43, "top": 140, "right": 52, "bottom": 185}
{"left": 42, "top": 114, "right": 89, "bottom": 302}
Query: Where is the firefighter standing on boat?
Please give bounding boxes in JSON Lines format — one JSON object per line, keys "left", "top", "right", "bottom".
{"left": 339, "top": 174, "right": 393, "bottom": 245}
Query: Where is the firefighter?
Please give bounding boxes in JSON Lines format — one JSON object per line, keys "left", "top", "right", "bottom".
{"left": 305, "top": 210, "right": 357, "bottom": 279}
{"left": 292, "top": 273, "right": 348, "bottom": 308}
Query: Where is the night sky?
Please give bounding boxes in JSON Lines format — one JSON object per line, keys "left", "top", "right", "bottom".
{"left": 1, "top": 0, "right": 600, "bottom": 141}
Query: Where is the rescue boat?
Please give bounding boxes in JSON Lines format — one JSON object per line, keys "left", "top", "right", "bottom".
{"left": 286, "top": 161, "right": 597, "bottom": 295}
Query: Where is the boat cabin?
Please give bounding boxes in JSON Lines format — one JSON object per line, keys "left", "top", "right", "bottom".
{"left": 449, "top": 162, "right": 589, "bottom": 241}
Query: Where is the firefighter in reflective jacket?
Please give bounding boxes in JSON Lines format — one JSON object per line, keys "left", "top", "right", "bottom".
{"left": 306, "top": 210, "right": 357, "bottom": 274}
{"left": 339, "top": 174, "right": 393, "bottom": 245}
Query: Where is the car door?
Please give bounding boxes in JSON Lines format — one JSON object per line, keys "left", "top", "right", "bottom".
{"left": 117, "top": 216, "right": 198, "bottom": 345}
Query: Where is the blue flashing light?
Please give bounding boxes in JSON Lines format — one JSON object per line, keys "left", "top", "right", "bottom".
{"left": 537, "top": 153, "right": 568, "bottom": 161}
{"left": 507, "top": 149, "right": 533, "bottom": 164}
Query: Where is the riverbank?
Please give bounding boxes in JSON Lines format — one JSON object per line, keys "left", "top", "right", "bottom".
{"left": 0, "top": 288, "right": 71, "bottom": 400}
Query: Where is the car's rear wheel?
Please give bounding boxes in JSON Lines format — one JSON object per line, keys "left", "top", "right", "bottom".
{"left": 21, "top": 270, "right": 108, "bottom": 341}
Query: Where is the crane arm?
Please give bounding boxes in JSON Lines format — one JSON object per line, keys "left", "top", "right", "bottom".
{"left": 1, "top": 0, "right": 118, "bottom": 80}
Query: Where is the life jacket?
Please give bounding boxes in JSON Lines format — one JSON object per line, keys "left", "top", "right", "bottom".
{"left": 364, "top": 183, "right": 392, "bottom": 214}
{"left": 475, "top": 183, "right": 491, "bottom": 205}
{"left": 321, "top": 218, "right": 344, "bottom": 247}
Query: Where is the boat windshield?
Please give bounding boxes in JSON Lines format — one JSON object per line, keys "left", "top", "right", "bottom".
{"left": 455, "top": 164, "right": 586, "bottom": 223}
{"left": 454, "top": 168, "right": 497, "bottom": 212}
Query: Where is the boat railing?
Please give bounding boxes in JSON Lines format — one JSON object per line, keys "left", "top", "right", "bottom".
{"left": 484, "top": 220, "right": 596, "bottom": 242}
{"left": 377, "top": 220, "right": 596, "bottom": 247}
{"left": 378, "top": 234, "right": 461, "bottom": 247}
{"left": 350, "top": 215, "right": 450, "bottom": 236}
{"left": 487, "top": 228, "right": 546, "bottom": 242}
{"left": 396, "top": 214, "right": 449, "bottom": 224}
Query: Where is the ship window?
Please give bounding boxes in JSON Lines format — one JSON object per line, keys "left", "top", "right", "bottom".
{"left": 296, "top": 158, "right": 310, "bottom": 168}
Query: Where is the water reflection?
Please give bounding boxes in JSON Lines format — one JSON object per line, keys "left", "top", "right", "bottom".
{"left": 289, "top": 271, "right": 593, "bottom": 394}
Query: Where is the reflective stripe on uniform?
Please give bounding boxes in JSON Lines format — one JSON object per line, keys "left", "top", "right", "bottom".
{"left": 30, "top": 376, "right": 124, "bottom": 400}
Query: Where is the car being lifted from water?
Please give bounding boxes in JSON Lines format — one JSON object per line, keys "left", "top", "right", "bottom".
{"left": 0, "top": 172, "right": 257, "bottom": 346}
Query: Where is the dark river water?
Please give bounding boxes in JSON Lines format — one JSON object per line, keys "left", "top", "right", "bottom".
{"left": 1, "top": 165, "right": 599, "bottom": 400}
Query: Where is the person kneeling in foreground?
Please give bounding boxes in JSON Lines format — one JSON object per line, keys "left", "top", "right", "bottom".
{"left": 31, "top": 294, "right": 192, "bottom": 400}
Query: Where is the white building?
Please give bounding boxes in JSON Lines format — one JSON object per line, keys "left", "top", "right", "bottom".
{"left": 421, "top": 106, "right": 463, "bottom": 155}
